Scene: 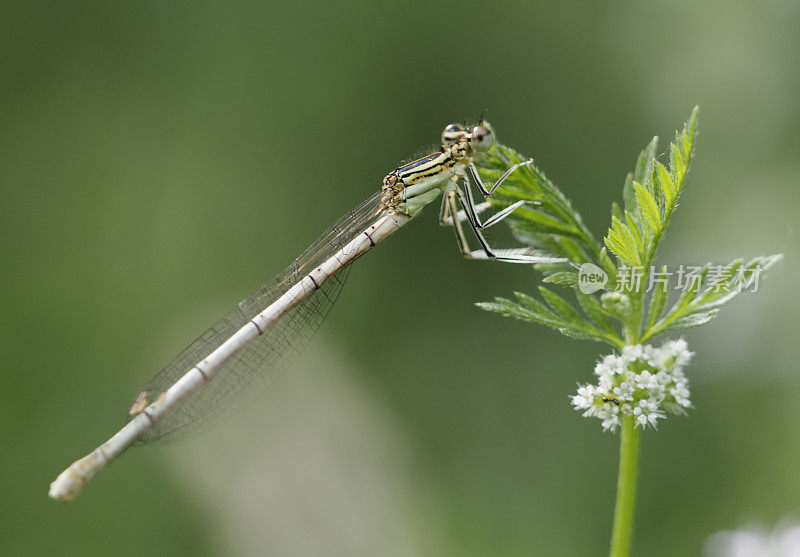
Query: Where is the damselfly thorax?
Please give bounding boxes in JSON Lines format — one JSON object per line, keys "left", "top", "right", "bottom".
{"left": 380, "top": 126, "right": 480, "bottom": 217}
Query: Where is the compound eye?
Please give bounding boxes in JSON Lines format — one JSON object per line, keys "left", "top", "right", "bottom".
{"left": 442, "top": 123, "right": 465, "bottom": 144}
{"left": 470, "top": 125, "right": 493, "bottom": 152}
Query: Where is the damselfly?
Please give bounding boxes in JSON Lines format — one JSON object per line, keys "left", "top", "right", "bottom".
{"left": 49, "top": 122, "right": 566, "bottom": 501}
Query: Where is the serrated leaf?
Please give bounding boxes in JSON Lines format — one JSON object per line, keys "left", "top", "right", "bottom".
{"left": 479, "top": 141, "right": 598, "bottom": 257}
{"left": 510, "top": 229, "right": 566, "bottom": 258}
{"left": 610, "top": 110, "right": 699, "bottom": 270}
{"left": 656, "top": 161, "right": 675, "bottom": 206}
{"left": 662, "top": 310, "right": 718, "bottom": 331}
{"left": 478, "top": 296, "right": 602, "bottom": 343}
{"left": 476, "top": 299, "right": 527, "bottom": 318}
{"left": 557, "top": 327, "right": 608, "bottom": 342}
{"left": 598, "top": 247, "right": 618, "bottom": 284}
{"left": 755, "top": 253, "right": 783, "bottom": 272}
{"left": 622, "top": 137, "right": 658, "bottom": 219}
{"left": 611, "top": 201, "right": 623, "bottom": 223}
{"left": 634, "top": 137, "right": 658, "bottom": 185}
{"left": 674, "top": 265, "right": 710, "bottom": 311}
{"left": 694, "top": 260, "right": 743, "bottom": 308}
{"left": 513, "top": 292, "right": 561, "bottom": 322}
{"left": 642, "top": 253, "right": 782, "bottom": 342}
{"left": 576, "top": 291, "right": 617, "bottom": 335}
{"left": 634, "top": 181, "right": 662, "bottom": 232}
{"left": 476, "top": 298, "right": 561, "bottom": 328}
{"left": 542, "top": 271, "right": 578, "bottom": 286}
{"left": 695, "top": 255, "right": 782, "bottom": 310}
{"left": 645, "top": 265, "right": 669, "bottom": 329}
{"left": 534, "top": 261, "right": 572, "bottom": 275}
{"left": 503, "top": 210, "right": 579, "bottom": 237}
{"left": 483, "top": 144, "right": 573, "bottom": 221}
{"left": 604, "top": 215, "right": 642, "bottom": 267}
{"left": 670, "top": 142, "right": 686, "bottom": 185}
{"left": 625, "top": 210, "right": 645, "bottom": 254}
{"left": 622, "top": 172, "right": 637, "bottom": 216}
{"left": 696, "top": 288, "right": 739, "bottom": 312}
{"left": 557, "top": 237, "right": 589, "bottom": 263}
{"left": 680, "top": 106, "right": 699, "bottom": 162}
{"left": 539, "top": 286, "right": 583, "bottom": 324}
{"left": 656, "top": 107, "right": 698, "bottom": 234}
{"left": 650, "top": 173, "right": 666, "bottom": 216}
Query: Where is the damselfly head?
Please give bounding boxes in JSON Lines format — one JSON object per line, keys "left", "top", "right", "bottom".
{"left": 441, "top": 123, "right": 467, "bottom": 145}
{"left": 469, "top": 124, "right": 494, "bottom": 152}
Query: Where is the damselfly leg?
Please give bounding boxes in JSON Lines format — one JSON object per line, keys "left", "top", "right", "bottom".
{"left": 467, "top": 158, "right": 537, "bottom": 197}
{"left": 439, "top": 157, "right": 563, "bottom": 263}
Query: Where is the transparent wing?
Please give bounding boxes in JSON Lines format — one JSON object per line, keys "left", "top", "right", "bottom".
{"left": 128, "top": 191, "right": 385, "bottom": 443}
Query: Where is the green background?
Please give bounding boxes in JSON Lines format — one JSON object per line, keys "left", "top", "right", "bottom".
{"left": 2, "top": 1, "right": 798, "bottom": 555}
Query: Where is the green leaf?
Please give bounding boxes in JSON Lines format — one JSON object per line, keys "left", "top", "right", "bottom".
{"left": 662, "top": 310, "right": 719, "bottom": 331}
{"left": 661, "top": 108, "right": 698, "bottom": 221}
{"left": 680, "top": 105, "right": 700, "bottom": 162}
{"left": 476, "top": 297, "right": 561, "bottom": 328}
{"left": 539, "top": 286, "right": 583, "bottom": 324}
{"left": 622, "top": 172, "right": 637, "bottom": 216}
{"left": 605, "top": 215, "right": 642, "bottom": 267}
{"left": 669, "top": 143, "right": 686, "bottom": 187}
{"left": 673, "top": 265, "right": 710, "bottom": 311}
{"left": 641, "top": 254, "right": 782, "bottom": 341}
{"left": 656, "top": 161, "right": 675, "bottom": 206}
{"left": 645, "top": 265, "right": 669, "bottom": 329}
{"left": 557, "top": 237, "right": 589, "bottom": 263}
{"left": 542, "top": 271, "right": 578, "bottom": 287}
{"left": 634, "top": 137, "right": 659, "bottom": 184}
{"left": 693, "top": 260, "right": 743, "bottom": 308}
{"left": 479, "top": 142, "right": 599, "bottom": 257}
{"left": 510, "top": 229, "right": 569, "bottom": 259}
{"left": 598, "top": 247, "right": 618, "bottom": 285}
{"left": 477, "top": 293, "right": 616, "bottom": 345}
{"left": 611, "top": 201, "right": 624, "bottom": 223}
{"left": 502, "top": 209, "right": 581, "bottom": 237}
{"left": 513, "top": 291, "right": 562, "bottom": 322}
{"left": 696, "top": 255, "right": 782, "bottom": 310}
{"left": 576, "top": 291, "right": 618, "bottom": 336}
{"left": 634, "top": 181, "right": 662, "bottom": 232}
{"left": 623, "top": 136, "right": 658, "bottom": 219}
{"left": 556, "top": 326, "right": 608, "bottom": 342}
{"left": 610, "top": 108, "right": 701, "bottom": 271}
{"left": 625, "top": 210, "right": 645, "bottom": 255}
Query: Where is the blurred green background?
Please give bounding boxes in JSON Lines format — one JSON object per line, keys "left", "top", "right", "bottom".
{"left": 2, "top": 1, "right": 798, "bottom": 555}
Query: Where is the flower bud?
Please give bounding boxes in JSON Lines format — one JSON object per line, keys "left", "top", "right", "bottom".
{"left": 600, "top": 291, "right": 632, "bottom": 319}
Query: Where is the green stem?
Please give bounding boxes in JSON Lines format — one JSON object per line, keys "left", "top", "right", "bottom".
{"left": 609, "top": 416, "right": 641, "bottom": 557}
{"left": 623, "top": 317, "right": 640, "bottom": 346}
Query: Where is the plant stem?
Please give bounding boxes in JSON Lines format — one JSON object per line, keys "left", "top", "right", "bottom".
{"left": 609, "top": 416, "right": 641, "bottom": 557}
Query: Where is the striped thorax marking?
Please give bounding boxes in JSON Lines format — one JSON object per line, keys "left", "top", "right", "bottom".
{"left": 380, "top": 128, "right": 479, "bottom": 217}
{"left": 395, "top": 150, "right": 455, "bottom": 185}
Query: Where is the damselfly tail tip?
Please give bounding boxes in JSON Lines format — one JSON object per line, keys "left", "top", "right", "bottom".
{"left": 49, "top": 453, "right": 101, "bottom": 502}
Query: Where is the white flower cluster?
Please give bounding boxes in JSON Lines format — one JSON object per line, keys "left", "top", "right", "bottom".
{"left": 571, "top": 339, "right": 693, "bottom": 432}
{"left": 705, "top": 521, "right": 800, "bottom": 557}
